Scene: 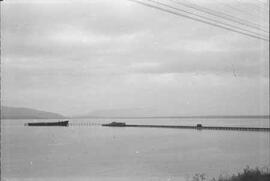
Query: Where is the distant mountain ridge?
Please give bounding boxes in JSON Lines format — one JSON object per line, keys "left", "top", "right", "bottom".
{"left": 75, "top": 115, "right": 270, "bottom": 119}
{"left": 73, "top": 108, "right": 270, "bottom": 119}
{"left": 1, "top": 106, "right": 65, "bottom": 119}
{"left": 75, "top": 108, "right": 157, "bottom": 118}
{"left": 1, "top": 106, "right": 268, "bottom": 119}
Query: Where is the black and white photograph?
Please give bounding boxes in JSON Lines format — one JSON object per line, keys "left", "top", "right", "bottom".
{"left": 1, "top": 0, "right": 269, "bottom": 180}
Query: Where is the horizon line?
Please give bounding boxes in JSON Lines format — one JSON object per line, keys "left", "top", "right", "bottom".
{"left": 71, "top": 115, "right": 270, "bottom": 119}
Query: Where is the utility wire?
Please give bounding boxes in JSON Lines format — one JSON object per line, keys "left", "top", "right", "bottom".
{"left": 129, "top": 0, "right": 269, "bottom": 41}
{"left": 169, "top": 0, "right": 269, "bottom": 33}
{"left": 214, "top": 0, "right": 269, "bottom": 30}
{"left": 136, "top": 0, "right": 269, "bottom": 40}
{"left": 146, "top": 0, "right": 268, "bottom": 38}
{"left": 148, "top": 0, "right": 269, "bottom": 38}
{"left": 215, "top": 0, "right": 265, "bottom": 20}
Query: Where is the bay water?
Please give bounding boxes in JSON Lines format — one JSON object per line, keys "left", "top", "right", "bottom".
{"left": 1, "top": 118, "right": 270, "bottom": 181}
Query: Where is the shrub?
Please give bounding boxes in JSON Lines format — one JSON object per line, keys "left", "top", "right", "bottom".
{"left": 213, "top": 167, "right": 270, "bottom": 181}
{"left": 191, "top": 167, "right": 270, "bottom": 181}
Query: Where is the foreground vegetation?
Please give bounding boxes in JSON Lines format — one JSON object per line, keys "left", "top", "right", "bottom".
{"left": 192, "top": 167, "right": 270, "bottom": 181}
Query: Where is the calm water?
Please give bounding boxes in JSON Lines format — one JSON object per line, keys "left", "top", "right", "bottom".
{"left": 1, "top": 118, "right": 270, "bottom": 181}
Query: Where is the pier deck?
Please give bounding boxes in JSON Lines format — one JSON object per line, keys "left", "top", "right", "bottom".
{"left": 102, "top": 123, "right": 270, "bottom": 132}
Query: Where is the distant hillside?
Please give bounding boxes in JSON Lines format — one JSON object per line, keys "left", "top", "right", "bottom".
{"left": 73, "top": 108, "right": 160, "bottom": 118}
{"left": 1, "top": 106, "right": 65, "bottom": 119}
{"left": 74, "top": 108, "right": 269, "bottom": 119}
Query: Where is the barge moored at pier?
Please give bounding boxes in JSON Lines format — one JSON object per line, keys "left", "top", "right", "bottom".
{"left": 102, "top": 122, "right": 126, "bottom": 127}
{"left": 26, "top": 120, "right": 69, "bottom": 127}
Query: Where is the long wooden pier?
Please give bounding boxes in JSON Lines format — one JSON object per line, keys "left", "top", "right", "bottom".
{"left": 102, "top": 122, "right": 270, "bottom": 132}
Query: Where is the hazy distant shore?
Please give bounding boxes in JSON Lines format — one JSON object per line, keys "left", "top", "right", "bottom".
{"left": 2, "top": 115, "right": 269, "bottom": 120}
{"left": 73, "top": 115, "right": 270, "bottom": 119}
{"left": 2, "top": 106, "right": 269, "bottom": 119}
{"left": 1, "top": 106, "right": 65, "bottom": 119}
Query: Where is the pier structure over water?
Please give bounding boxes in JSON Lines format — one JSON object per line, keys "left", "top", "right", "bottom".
{"left": 102, "top": 122, "right": 270, "bottom": 132}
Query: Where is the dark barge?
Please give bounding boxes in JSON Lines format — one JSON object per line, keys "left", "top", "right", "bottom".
{"left": 26, "top": 120, "right": 69, "bottom": 127}
{"left": 102, "top": 122, "right": 270, "bottom": 132}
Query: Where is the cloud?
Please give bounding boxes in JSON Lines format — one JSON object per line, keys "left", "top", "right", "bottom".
{"left": 1, "top": 0, "right": 269, "bottom": 115}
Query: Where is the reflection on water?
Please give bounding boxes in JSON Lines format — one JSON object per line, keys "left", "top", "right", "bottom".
{"left": 1, "top": 118, "right": 270, "bottom": 181}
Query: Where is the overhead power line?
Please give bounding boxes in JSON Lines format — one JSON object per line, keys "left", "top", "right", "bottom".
{"left": 169, "top": 0, "right": 269, "bottom": 33}
{"left": 129, "top": 0, "right": 269, "bottom": 41}
{"left": 147, "top": 0, "right": 268, "bottom": 38}
{"left": 214, "top": 1, "right": 269, "bottom": 31}
{"left": 215, "top": 0, "right": 268, "bottom": 23}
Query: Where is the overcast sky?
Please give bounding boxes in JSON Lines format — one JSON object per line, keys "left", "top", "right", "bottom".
{"left": 1, "top": 0, "right": 269, "bottom": 116}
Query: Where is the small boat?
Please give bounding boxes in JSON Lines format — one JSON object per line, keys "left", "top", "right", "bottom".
{"left": 102, "top": 122, "right": 126, "bottom": 127}
{"left": 26, "top": 120, "right": 69, "bottom": 127}
{"left": 196, "top": 124, "right": 202, "bottom": 129}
